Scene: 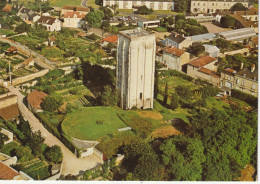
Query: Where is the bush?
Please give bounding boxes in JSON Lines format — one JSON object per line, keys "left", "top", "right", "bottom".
{"left": 161, "top": 70, "right": 193, "bottom": 81}
{"left": 44, "top": 145, "right": 63, "bottom": 163}
{"left": 96, "top": 120, "right": 104, "bottom": 125}
{"left": 231, "top": 89, "right": 258, "bottom": 107}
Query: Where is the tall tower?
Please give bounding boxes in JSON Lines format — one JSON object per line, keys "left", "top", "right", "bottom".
{"left": 117, "top": 28, "right": 156, "bottom": 110}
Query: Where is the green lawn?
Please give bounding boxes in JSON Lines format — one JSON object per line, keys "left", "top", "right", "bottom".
{"left": 253, "top": 3, "right": 258, "bottom": 9}
{"left": 206, "top": 97, "right": 229, "bottom": 110}
{"left": 151, "top": 26, "right": 168, "bottom": 32}
{"left": 62, "top": 106, "right": 128, "bottom": 140}
{"left": 139, "top": 14, "right": 158, "bottom": 20}
{"left": 87, "top": 0, "right": 100, "bottom": 8}
{"left": 0, "top": 28, "right": 15, "bottom": 36}
{"left": 50, "top": 0, "right": 82, "bottom": 7}
{"left": 153, "top": 10, "right": 179, "bottom": 15}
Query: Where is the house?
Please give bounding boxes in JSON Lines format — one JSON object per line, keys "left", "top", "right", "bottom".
{"left": 100, "top": 35, "right": 118, "bottom": 47}
{"left": 63, "top": 11, "right": 86, "bottom": 28}
{"left": 37, "top": 16, "right": 61, "bottom": 32}
{"left": 218, "top": 28, "right": 257, "bottom": 42}
{"left": 2, "top": 4, "right": 12, "bottom": 12}
{"left": 187, "top": 56, "right": 219, "bottom": 86}
{"left": 13, "top": 57, "right": 35, "bottom": 70}
{"left": 220, "top": 64, "right": 258, "bottom": 97}
{"left": 161, "top": 46, "right": 190, "bottom": 71}
{"left": 189, "top": 33, "right": 217, "bottom": 43}
{"left": 61, "top": 6, "right": 90, "bottom": 16}
{"left": 0, "top": 161, "right": 33, "bottom": 180}
{"left": 190, "top": 0, "right": 249, "bottom": 14}
{"left": 230, "top": 14, "right": 258, "bottom": 33}
{"left": 0, "top": 95, "right": 20, "bottom": 122}
{"left": 137, "top": 19, "right": 160, "bottom": 28}
{"left": 203, "top": 44, "right": 220, "bottom": 57}
{"left": 48, "top": 36, "right": 57, "bottom": 46}
{"left": 17, "top": 6, "right": 39, "bottom": 23}
{"left": 5, "top": 46, "right": 18, "bottom": 56}
{"left": 27, "top": 90, "right": 48, "bottom": 113}
{"left": 103, "top": 0, "right": 174, "bottom": 10}
{"left": 165, "top": 33, "right": 192, "bottom": 49}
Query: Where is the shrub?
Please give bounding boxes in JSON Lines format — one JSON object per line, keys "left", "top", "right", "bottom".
{"left": 96, "top": 120, "right": 104, "bottom": 125}
{"left": 231, "top": 89, "right": 258, "bottom": 107}
{"left": 44, "top": 145, "right": 63, "bottom": 163}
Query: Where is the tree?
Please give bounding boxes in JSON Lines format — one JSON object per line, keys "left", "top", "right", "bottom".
{"left": 85, "top": 10, "right": 104, "bottom": 28}
{"left": 175, "top": 14, "right": 186, "bottom": 23}
{"left": 44, "top": 145, "right": 63, "bottom": 163}
{"left": 99, "top": 85, "right": 118, "bottom": 106}
{"left": 167, "top": 16, "right": 174, "bottom": 26}
{"left": 170, "top": 93, "right": 179, "bottom": 110}
{"left": 220, "top": 15, "right": 236, "bottom": 28}
{"left": 230, "top": 3, "right": 248, "bottom": 11}
{"left": 15, "top": 146, "right": 34, "bottom": 162}
{"left": 186, "top": 43, "right": 205, "bottom": 56}
{"left": 29, "top": 130, "right": 45, "bottom": 156}
{"left": 15, "top": 22, "right": 32, "bottom": 33}
{"left": 175, "top": 0, "right": 188, "bottom": 13}
{"left": 163, "top": 82, "right": 168, "bottom": 105}
{"left": 0, "top": 130, "right": 8, "bottom": 149}
{"left": 136, "top": 5, "right": 153, "bottom": 15}
{"left": 41, "top": 93, "right": 63, "bottom": 112}
{"left": 99, "top": 6, "right": 114, "bottom": 20}
{"left": 101, "top": 20, "right": 110, "bottom": 32}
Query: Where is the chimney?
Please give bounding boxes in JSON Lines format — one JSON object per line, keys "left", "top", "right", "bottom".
{"left": 251, "top": 64, "right": 255, "bottom": 72}
{"left": 240, "top": 62, "right": 244, "bottom": 69}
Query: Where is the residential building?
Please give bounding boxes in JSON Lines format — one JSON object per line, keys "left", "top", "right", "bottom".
{"left": 103, "top": 0, "right": 174, "bottom": 10}
{"left": 0, "top": 95, "right": 20, "bottom": 122}
{"left": 2, "top": 4, "right": 12, "bottom": 12}
{"left": 17, "top": 7, "right": 38, "bottom": 22}
{"left": 220, "top": 64, "right": 258, "bottom": 97}
{"left": 156, "top": 46, "right": 163, "bottom": 63}
{"left": 218, "top": 28, "right": 256, "bottom": 42}
{"left": 230, "top": 14, "right": 258, "bottom": 33}
{"left": 189, "top": 33, "right": 217, "bottom": 43}
{"left": 5, "top": 46, "right": 18, "bottom": 56}
{"left": 48, "top": 36, "right": 57, "bottom": 46}
{"left": 0, "top": 161, "right": 33, "bottom": 180}
{"left": 61, "top": 6, "right": 90, "bottom": 16}
{"left": 165, "top": 33, "right": 192, "bottom": 49}
{"left": 190, "top": 0, "right": 249, "bottom": 14}
{"left": 203, "top": 44, "right": 220, "bottom": 57}
{"left": 100, "top": 35, "right": 118, "bottom": 47}
{"left": 27, "top": 90, "right": 48, "bottom": 113}
{"left": 187, "top": 56, "right": 219, "bottom": 86}
{"left": 63, "top": 11, "right": 86, "bottom": 28}
{"left": 37, "top": 16, "right": 61, "bottom": 32}
{"left": 13, "top": 57, "right": 35, "bottom": 70}
{"left": 117, "top": 28, "right": 156, "bottom": 109}
{"left": 161, "top": 46, "right": 190, "bottom": 71}
{"left": 137, "top": 19, "right": 160, "bottom": 28}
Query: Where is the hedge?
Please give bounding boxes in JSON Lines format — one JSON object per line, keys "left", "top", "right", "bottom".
{"left": 161, "top": 70, "right": 193, "bottom": 81}
{"left": 5, "top": 121, "right": 26, "bottom": 141}
{"left": 231, "top": 89, "right": 258, "bottom": 107}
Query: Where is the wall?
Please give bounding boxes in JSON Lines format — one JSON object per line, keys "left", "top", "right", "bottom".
{"left": 219, "top": 47, "right": 249, "bottom": 57}
{"left": 93, "top": 148, "right": 103, "bottom": 161}
{"left": 11, "top": 69, "right": 49, "bottom": 86}
{"left": 0, "top": 95, "right": 17, "bottom": 109}
{"left": 0, "top": 128, "right": 13, "bottom": 144}
{"left": 45, "top": 161, "right": 64, "bottom": 180}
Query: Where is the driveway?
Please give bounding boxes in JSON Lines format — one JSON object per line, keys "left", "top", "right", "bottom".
{"left": 7, "top": 86, "right": 103, "bottom": 177}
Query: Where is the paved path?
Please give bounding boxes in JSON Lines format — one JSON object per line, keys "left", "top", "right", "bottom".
{"left": 7, "top": 86, "right": 103, "bottom": 177}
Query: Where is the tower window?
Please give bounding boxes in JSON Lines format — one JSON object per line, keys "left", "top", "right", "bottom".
{"left": 140, "top": 93, "right": 143, "bottom": 100}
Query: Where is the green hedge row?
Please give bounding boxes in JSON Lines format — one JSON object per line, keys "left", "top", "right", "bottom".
{"left": 5, "top": 121, "right": 26, "bottom": 141}
{"left": 231, "top": 89, "right": 258, "bottom": 107}
{"left": 161, "top": 70, "right": 193, "bottom": 81}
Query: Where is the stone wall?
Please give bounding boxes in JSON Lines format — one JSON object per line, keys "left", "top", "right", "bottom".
{"left": 93, "top": 148, "right": 103, "bottom": 160}
{"left": 0, "top": 128, "right": 13, "bottom": 144}
{"left": 219, "top": 48, "right": 249, "bottom": 57}
{"left": 12, "top": 69, "right": 49, "bottom": 86}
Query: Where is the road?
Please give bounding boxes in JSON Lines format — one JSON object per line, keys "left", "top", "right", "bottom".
{"left": 7, "top": 86, "right": 103, "bottom": 177}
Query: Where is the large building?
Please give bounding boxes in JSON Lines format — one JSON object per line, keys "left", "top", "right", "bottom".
{"left": 190, "top": 0, "right": 249, "bottom": 14}
{"left": 103, "top": 0, "right": 174, "bottom": 10}
{"left": 117, "top": 28, "right": 156, "bottom": 110}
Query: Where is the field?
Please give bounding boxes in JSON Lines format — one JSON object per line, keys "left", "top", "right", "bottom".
{"left": 50, "top": 0, "right": 82, "bottom": 7}
{"left": 62, "top": 106, "right": 127, "bottom": 140}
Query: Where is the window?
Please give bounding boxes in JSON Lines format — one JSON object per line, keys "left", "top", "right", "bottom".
{"left": 236, "top": 79, "right": 239, "bottom": 84}
{"left": 203, "top": 3, "right": 205, "bottom": 6}
{"left": 198, "top": 3, "right": 200, "bottom": 6}
{"left": 194, "top": 3, "right": 195, "bottom": 6}
{"left": 140, "top": 93, "right": 143, "bottom": 100}
{"left": 224, "top": 3, "right": 226, "bottom": 6}
{"left": 212, "top": 3, "right": 214, "bottom": 6}
{"left": 241, "top": 80, "right": 244, "bottom": 86}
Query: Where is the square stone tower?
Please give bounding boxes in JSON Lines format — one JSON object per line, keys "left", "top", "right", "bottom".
{"left": 117, "top": 28, "right": 156, "bottom": 110}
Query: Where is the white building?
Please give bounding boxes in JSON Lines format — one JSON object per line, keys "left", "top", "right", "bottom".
{"left": 37, "top": 16, "right": 61, "bottom": 32}
{"left": 137, "top": 19, "right": 160, "bottom": 28}
{"left": 103, "top": 0, "right": 174, "bottom": 10}
{"left": 63, "top": 12, "right": 85, "bottom": 28}
{"left": 117, "top": 28, "right": 156, "bottom": 109}
{"left": 190, "top": 0, "right": 249, "bottom": 14}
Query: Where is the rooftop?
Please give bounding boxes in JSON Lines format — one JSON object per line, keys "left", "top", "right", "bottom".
{"left": 101, "top": 35, "right": 118, "bottom": 43}
{"left": 63, "top": 11, "right": 85, "bottom": 19}
{"left": 203, "top": 44, "right": 220, "bottom": 53}
{"left": 22, "top": 57, "right": 34, "bottom": 66}
{"left": 2, "top": 4, "right": 12, "bottom": 12}
{"left": 222, "top": 68, "right": 237, "bottom": 75}
{"left": 0, "top": 104, "right": 20, "bottom": 121}
{"left": 188, "top": 56, "right": 217, "bottom": 68}
{"left": 189, "top": 33, "right": 217, "bottom": 42}
{"left": 199, "top": 67, "right": 219, "bottom": 78}
{"left": 236, "top": 65, "right": 258, "bottom": 81}
{"left": 119, "top": 28, "right": 153, "bottom": 38}
{"left": 0, "top": 161, "right": 18, "bottom": 180}
{"left": 38, "top": 16, "right": 56, "bottom": 25}
{"left": 167, "top": 33, "right": 186, "bottom": 44}
{"left": 191, "top": 0, "right": 248, "bottom": 2}
{"left": 27, "top": 90, "right": 48, "bottom": 110}
{"left": 6, "top": 46, "right": 17, "bottom": 52}
{"left": 218, "top": 28, "right": 256, "bottom": 41}
{"left": 163, "top": 46, "right": 185, "bottom": 57}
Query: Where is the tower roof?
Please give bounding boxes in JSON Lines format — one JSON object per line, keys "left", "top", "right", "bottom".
{"left": 119, "top": 28, "right": 154, "bottom": 38}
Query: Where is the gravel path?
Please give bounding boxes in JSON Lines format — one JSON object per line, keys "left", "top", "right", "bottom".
{"left": 7, "top": 86, "right": 103, "bottom": 177}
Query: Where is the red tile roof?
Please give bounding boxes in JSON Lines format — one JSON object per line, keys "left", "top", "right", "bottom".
{"left": 0, "top": 161, "right": 18, "bottom": 180}
{"left": 0, "top": 104, "right": 20, "bottom": 121}
{"left": 48, "top": 36, "right": 57, "bottom": 42}
{"left": 27, "top": 90, "right": 47, "bottom": 110}
{"left": 77, "top": 32, "right": 87, "bottom": 37}
{"left": 163, "top": 46, "right": 185, "bottom": 57}
{"left": 6, "top": 46, "right": 17, "bottom": 52}
{"left": 199, "top": 67, "right": 220, "bottom": 78}
{"left": 2, "top": 4, "right": 12, "bottom": 12}
{"left": 252, "top": 36, "right": 258, "bottom": 45}
{"left": 101, "top": 35, "right": 118, "bottom": 43}
{"left": 63, "top": 11, "right": 85, "bottom": 18}
{"left": 189, "top": 56, "right": 217, "bottom": 68}
{"left": 22, "top": 57, "right": 34, "bottom": 66}
{"left": 225, "top": 68, "right": 237, "bottom": 73}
